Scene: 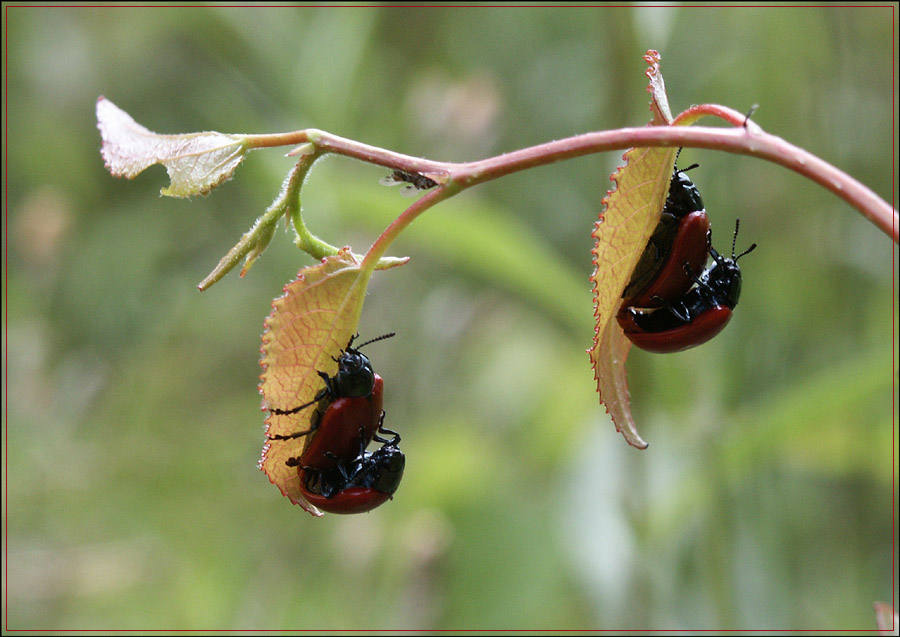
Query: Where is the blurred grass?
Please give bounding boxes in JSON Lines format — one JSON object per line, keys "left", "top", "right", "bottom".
{"left": 4, "top": 4, "right": 898, "bottom": 631}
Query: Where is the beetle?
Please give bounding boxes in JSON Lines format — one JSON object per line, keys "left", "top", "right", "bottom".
{"left": 298, "top": 425, "right": 405, "bottom": 515}
{"left": 622, "top": 152, "right": 712, "bottom": 309}
{"left": 267, "top": 333, "right": 394, "bottom": 443}
{"left": 282, "top": 376, "right": 385, "bottom": 471}
{"left": 618, "top": 219, "right": 757, "bottom": 353}
{"left": 319, "top": 332, "right": 395, "bottom": 400}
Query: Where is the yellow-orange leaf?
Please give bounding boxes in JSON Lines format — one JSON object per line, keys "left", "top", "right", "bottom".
{"left": 588, "top": 50, "right": 679, "bottom": 449}
{"left": 258, "top": 248, "right": 374, "bottom": 515}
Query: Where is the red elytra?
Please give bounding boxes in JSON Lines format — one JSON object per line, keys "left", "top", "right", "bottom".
{"left": 298, "top": 428, "right": 405, "bottom": 515}
{"left": 622, "top": 162, "right": 711, "bottom": 309}
{"left": 625, "top": 211, "right": 710, "bottom": 309}
{"left": 299, "top": 375, "right": 384, "bottom": 471}
{"left": 298, "top": 482, "right": 392, "bottom": 515}
{"left": 618, "top": 218, "right": 755, "bottom": 353}
{"left": 619, "top": 304, "right": 733, "bottom": 354}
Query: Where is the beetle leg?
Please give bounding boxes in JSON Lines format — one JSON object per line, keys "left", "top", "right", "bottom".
{"left": 668, "top": 301, "right": 691, "bottom": 323}
{"left": 372, "top": 412, "right": 401, "bottom": 445}
{"left": 268, "top": 383, "right": 328, "bottom": 416}
{"left": 267, "top": 404, "right": 324, "bottom": 441}
{"left": 269, "top": 397, "right": 316, "bottom": 416}
{"left": 681, "top": 261, "right": 704, "bottom": 287}
{"left": 266, "top": 426, "right": 314, "bottom": 441}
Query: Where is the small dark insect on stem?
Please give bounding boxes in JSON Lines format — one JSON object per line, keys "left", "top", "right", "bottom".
{"left": 384, "top": 169, "right": 438, "bottom": 191}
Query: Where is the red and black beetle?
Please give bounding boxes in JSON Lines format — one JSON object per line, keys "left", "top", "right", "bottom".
{"left": 622, "top": 153, "right": 711, "bottom": 309}
{"left": 618, "top": 219, "right": 756, "bottom": 353}
{"left": 298, "top": 424, "right": 405, "bottom": 515}
{"left": 285, "top": 376, "right": 385, "bottom": 471}
{"left": 267, "top": 333, "right": 394, "bottom": 442}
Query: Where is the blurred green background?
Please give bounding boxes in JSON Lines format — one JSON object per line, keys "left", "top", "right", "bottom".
{"left": 4, "top": 4, "right": 897, "bottom": 631}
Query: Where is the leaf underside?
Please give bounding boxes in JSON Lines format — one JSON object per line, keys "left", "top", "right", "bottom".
{"left": 96, "top": 97, "right": 246, "bottom": 198}
{"left": 258, "top": 248, "right": 375, "bottom": 515}
{"left": 588, "top": 50, "right": 682, "bottom": 449}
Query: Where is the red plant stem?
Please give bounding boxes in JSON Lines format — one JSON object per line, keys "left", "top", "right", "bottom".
{"left": 676, "top": 103, "right": 751, "bottom": 127}
{"left": 454, "top": 127, "right": 896, "bottom": 243}
{"left": 362, "top": 186, "right": 455, "bottom": 271}
{"left": 245, "top": 129, "right": 454, "bottom": 179}
{"left": 244, "top": 125, "right": 898, "bottom": 244}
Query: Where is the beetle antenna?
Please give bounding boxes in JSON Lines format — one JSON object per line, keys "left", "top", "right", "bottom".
{"left": 730, "top": 219, "right": 757, "bottom": 261}
{"left": 735, "top": 243, "right": 758, "bottom": 262}
{"left": 673, "top": 148, "right": 700, "bottom": 174}
{"left": 353, "top": 332, "right": 396, "bottom": 350}
{"left": 344, "top": 333, "right": 361, "bottom": 350}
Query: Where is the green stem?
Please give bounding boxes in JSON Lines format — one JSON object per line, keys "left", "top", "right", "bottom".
{"left": 285, "top": 152, "right": 339, "bottom": 259}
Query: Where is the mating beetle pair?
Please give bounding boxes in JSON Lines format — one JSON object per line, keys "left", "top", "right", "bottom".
{"left": 268, "top": 334, "right": 404, "bottom": 514}
{"left": 298, "top": 420, "right": 405, "bottom": 515}
{"left": 617, "top": 154, "right": 756, "bottom": 352}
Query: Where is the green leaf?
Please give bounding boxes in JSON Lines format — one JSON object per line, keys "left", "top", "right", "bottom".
{"left": 197, "top": 212, "right": 278, "bottom": 291}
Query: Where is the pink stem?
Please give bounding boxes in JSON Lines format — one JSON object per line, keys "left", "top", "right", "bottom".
{"left": 244, "top": 125, "right": 897, "bottom": 244}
